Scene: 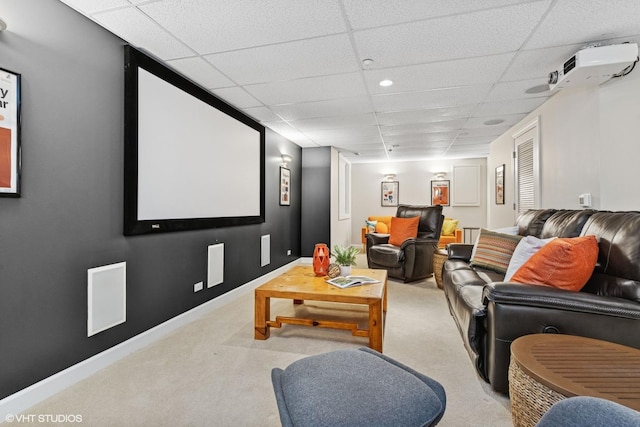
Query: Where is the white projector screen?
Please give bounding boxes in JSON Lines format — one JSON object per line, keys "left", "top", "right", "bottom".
{"left": 123, "top": 47, "right": 265, "bottom": 235}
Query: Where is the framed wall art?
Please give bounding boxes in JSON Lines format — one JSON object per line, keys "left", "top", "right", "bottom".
{"left": 381, "top": 181, "right": 399, "bottom": 207}
{"left": 495, "top": 164, "right": 505, "bottom": 205}
{"left": 0, "top": 67, "right": 22, "bottom": 197}
{"left": 279, "top": 167, "right": 290, "bottom": 206}
{"left": 431, "top": 180, "right": 450, "bottom": 206}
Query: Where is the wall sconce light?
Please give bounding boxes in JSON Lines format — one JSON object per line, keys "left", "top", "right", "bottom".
{"left": 434, "top": 172, "right": 447, "bottom": 180}
{"left": 384, "top": 173, "right": 396, "bottom": 181}
{"left": 0, "top": 18, "right": 7, "bottom": 32}
{"left": 281, "top": 154, "right": 293, "bottom": 167}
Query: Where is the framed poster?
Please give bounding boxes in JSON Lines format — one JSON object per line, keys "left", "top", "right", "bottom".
{"left": 0, "top": 67, "right": 21, "bottom": 197}
{"left": 279, "top": 167, "right": 290, "bottom": 206}
{"left": 496, "top": 164, "right": 505, "bottom": 205}
{"left": 431, "top": 180, "right": 450, "bottom": 206}
{"left": 381, "top": 181, "right": 399, "bottom": 207}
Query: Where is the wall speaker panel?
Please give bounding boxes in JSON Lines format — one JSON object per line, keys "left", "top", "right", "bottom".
{"left": 261, "top": 234, "right": 270, "bottom": 267}
{"left": 87, "top": 262, "right": 126, "bottom": 337}
{"left": 208, "top": 243, "right": 224, "bottom": 288}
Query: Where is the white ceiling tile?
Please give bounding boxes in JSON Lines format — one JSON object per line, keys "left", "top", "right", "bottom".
{"left": 364, "top": 54, "right": 515, "bottom": 94}
{"left": 242, "top": 107, "right": 283, "bottom": 123}
{"left": 372, "top": 86, "right": 492, "bottom": 112}
{"left": 385, "top": 133, "right": 457, "bottom": 144}
{"left": 465, "top": 113, "right": 527, "bottom": 128}
{"left": 289, "top": 114, "right": 377, "bottom": 132}
{"left": 91, "top": 8, "right": 193, "bottom": 60}
{"left": 343, "top": 0, "right": 532, "bottom": 29}
{"left": 381, "top": 119, "right": 468, "bottom": 136}
{"left": 271, "top": 97, "right": 374, "bottom": 121}
{"left": 525, "top": 0, "right": 640, "bottom": 49}
{"left": 212, "top": 87, "right": 262, "bottom": 109}
{"left": 166, "top": 56, "right": 234, "bottom": 89}
{"left": 60, "top": 0, "right": 129, "bottom": 14}
{"left": 485, "top": 79, "right": 551, "bottom": 102}
{"left": 376, "top": 106, "right": 477, "bottom": 125}
{"left": 303, "top": 126, "right": 382, "bottom": 145}
{"left": 244, "top": 73, "right": 367, "bottom": 105}
{"left": 353, "top": 1, "right": 552, "bottom": 67}
{"left": 205, "top": 34, "right": 359, "bottom": 85}
{"left": 139, "top": 0, "right": 347, "bottom": 54}
{"left": 474, "top": 97, "right": 547, "bottom": 117}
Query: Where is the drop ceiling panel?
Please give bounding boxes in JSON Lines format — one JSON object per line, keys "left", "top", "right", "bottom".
{"left": 474, "top": 97, "right": 547, "bottom": 117}
{"left": 270, "top": 97, "right": 373, "bottom": 121}
{"left": 61, "top": 0, "right": 640, "bottom": 162}
{"left": 211, "top": 87, "right": 262, "bottom": 109}
{"left": 245, "top": 73, "right": 367, "bottom": 105}
{"left": 289, "top": 114, "right": 377, "bottom": 132}
{"left": 524, "top": 0, "right": 640, "bottom": 49}
{"left": 167, "top": 57, "right": 234, "bottom": 89}
{"left": 90, "top": 7, "right": 194, "bottom": 60}
{"left": 343, "top": 0, "right": 530, "bottom": 29}
{"left": 139, "top": 0, "right": 347, "bottom": 54}
{"left": 372, "top": 86, "right": 492, "bottom": 113}
{"left": 376, "top": 106, "right": 478, "bottom": 125}
{"left": 353, "top": 2, "right": 551, "bottom": 67}
{"left": 205, "top": 34, "right": 359, "bottom": 85}
{"left": 60, "top": 0, "right": 129, "bottom": 14}
{"left": 364, "top": 54, "right": 515, "bottom": 94}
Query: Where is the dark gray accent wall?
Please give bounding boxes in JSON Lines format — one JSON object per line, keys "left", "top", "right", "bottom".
{"left": 300, "top": 147, "right": 331, "bottom": 257}
{"left": 0, "top": 0, "right": 301, "bottom": 400}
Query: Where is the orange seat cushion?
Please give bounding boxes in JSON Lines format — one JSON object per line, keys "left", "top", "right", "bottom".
{"left": 389, "top": 216, "right": 419, "bottom": 246}
{"left": 510, "top": 235, "right": 599, "bottom": 292}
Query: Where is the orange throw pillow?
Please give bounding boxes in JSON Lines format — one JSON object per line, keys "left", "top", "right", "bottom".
{"left": 389, "top": 216, "right": 419, "bottom": 246}
{"left": 510, "top": 235, "right": 599, "bottom": 292}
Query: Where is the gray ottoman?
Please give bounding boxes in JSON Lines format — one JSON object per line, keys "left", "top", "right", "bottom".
{"left": 271, "top": 347, "right": 446, "bottom": 427}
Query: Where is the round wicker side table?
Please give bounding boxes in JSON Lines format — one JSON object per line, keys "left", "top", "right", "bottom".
{"left": 432, "top": 249, "right": 447, "bottom": 290}
{"left": 508, "top": 334, "right": 640, "bottom": 427}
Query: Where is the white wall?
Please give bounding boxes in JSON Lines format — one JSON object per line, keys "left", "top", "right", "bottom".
{"left": 350, "top": 158, "right": 487, "bottom": 245}
{"left": 331, "top": 148, "right": 352, "bottom": 248}
{"left": 488, "top": 66, "right": 640, "bottom": 223}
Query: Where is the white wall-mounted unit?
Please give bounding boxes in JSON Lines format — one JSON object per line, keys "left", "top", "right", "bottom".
{"left": 207, "top": 243, "right": 224, "bottom": 288}
{"left": 548, "top": 43, "right": 638, "bottom": 92}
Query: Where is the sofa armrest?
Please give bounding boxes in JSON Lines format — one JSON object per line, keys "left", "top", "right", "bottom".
{"left": 447, "top": 243, "right": 474, "bottom": 261}
{"left": 482, "top": 282, "right": 640, "bottom": 393}
{"left": 483, "top": 283, "right": 640, "bottom": 318}
{"left": 365, "top": 233, "right": 390, "bottom": 245}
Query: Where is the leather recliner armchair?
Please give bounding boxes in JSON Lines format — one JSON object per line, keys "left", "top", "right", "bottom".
{"left": 365, "top": 205, "right": 444, "bottom": 282}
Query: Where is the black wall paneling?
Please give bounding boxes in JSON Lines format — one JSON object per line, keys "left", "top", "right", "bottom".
{"left": 0, "top": 0, "right": 301, "bottom": 400}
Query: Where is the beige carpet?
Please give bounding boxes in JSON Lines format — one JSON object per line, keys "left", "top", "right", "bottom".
{"left": 25, "top": 255, "right": 511, "bottom": 426}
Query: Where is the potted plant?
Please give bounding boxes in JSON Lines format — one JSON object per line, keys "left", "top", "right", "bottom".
{"left": 332, "top": 244, "right": 360, "bottom": 276}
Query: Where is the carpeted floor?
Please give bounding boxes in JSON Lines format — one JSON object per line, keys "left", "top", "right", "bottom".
{"left": 25, "top": 255, "right": 511, "bottom": 426}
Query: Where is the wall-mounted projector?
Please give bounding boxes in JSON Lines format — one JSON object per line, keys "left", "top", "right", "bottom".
{"left": 548, "top": 43, "right": 638, "bottom": 91}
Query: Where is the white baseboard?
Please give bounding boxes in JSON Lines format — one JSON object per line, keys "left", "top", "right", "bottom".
{"left": 0, "top": 260, "right": 300, "bottom": 422}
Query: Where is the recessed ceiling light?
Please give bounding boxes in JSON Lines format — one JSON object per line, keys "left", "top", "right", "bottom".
{"left": 379, "top": 79, "right": 393, "bottom": 87}
{"left": 483, "top": 119, "right": 505, "bottom": 126}
{"left": 525, "top": 84, "right": 550, "bottom": 94}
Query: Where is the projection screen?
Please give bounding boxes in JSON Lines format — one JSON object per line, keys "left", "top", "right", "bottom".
{"left": 123, "top": 46, "right": 265, "bottom": 235}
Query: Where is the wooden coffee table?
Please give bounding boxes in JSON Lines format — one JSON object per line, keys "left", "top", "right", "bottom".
{"left": 254, "top": 265, "right": 388, "bottom": 352}
{"left": 509, "top": 334, "right": 640, "bottom": 427}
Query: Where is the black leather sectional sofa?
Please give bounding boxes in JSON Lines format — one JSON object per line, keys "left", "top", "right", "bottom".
{"left": 442, "top": 209, "right": 640, "bottom": 393}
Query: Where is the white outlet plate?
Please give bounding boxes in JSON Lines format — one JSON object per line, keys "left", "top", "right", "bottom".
{"left": 287, "top": 249, "right": 291, "bottom": 256}
{"left": 194, "top": 281, "right": 203, "bottom": 292}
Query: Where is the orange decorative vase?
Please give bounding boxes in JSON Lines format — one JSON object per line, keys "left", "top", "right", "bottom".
{"left": 312, "top": 243, "right": 330, "bottom": 276}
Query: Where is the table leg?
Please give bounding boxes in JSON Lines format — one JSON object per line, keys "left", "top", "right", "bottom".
{"left": 254, "top": 291, "right": 270, "bottom": 340}
{"left": 368, "top": 300, "right": 383, "bottom": 352}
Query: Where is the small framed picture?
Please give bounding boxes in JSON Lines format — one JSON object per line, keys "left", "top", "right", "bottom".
{"left": 381, "top": 181, "right": 399, "bottom": 207}
{"left": 0, "top": 67, "right": 22, "bottom": 197}
{"left": 431, "top": 180, "right": 450, "bottom": 206}
{"left": 496, "top": 164, "right": 505, "bottom": 205}
{"left": 279, "top": 167, "right": 290, "bottom": 206}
